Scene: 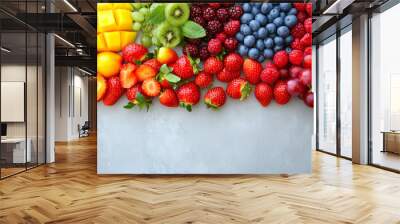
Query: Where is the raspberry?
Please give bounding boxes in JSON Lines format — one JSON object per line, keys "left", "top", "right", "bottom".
{"left": 208, "top": 38, "right": 223, "bottom": 55}
{"left": 208, "top": 3, "right": 221, "bottom": 9}
{"left": 203, "top": 7, "right": 216, "bottom": 21}
{"left": 304, "top": 18, "right": 312, "bottom": 34}
{"left": 229, "top": 5, "right": 243, "bottom": 19}
{"left": 296, "top": 11, "right": 307, "bottom": 23}
{"left": 273, "top": 51, "right": 289, "bottom": 68}
{"left": 300, "top": 33, "right": 312, "bottom": 47}
{"left": 216, "top": 32, "right": 227, "bottom": 42}
{"left": 291, "top": 38, "right": 304, "bottom": 51}
{"left": 224, "top": 37, "right": 238, "bottom": 52}
{"left": 223, "top": 20, "right": 240, "bottom": 36}
{"left": 207, "top": 20, "right": 223, "bottom": 35}
{"left": 216, "top": 8, "right": 229, "bottom": 22}
{"left": 183, "top": 43, "right": 199, "bottom": 58}
{"left": 291, "top": 23, "right": 306, "bottom": 39}
{"left": 192, "top": 16, "right": 206, "bottom": 28}
{"left": 190, "top": 5, "right": 203, "bottom": 18}
{"left": 199, "top": 45, "right": 210, "bottom": 60}
{"left": 288, "top": 50, "right": 304, "bottom": 66}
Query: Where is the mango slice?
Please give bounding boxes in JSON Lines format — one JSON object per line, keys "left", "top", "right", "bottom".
{"left": 97, "top": 31, "right": 137, "bottom": 52}
{"left": 114, "top": 9, "right": 133, "bottom": 31}
{"left": 98, "top": 10, "right": 117, "bottom": 33}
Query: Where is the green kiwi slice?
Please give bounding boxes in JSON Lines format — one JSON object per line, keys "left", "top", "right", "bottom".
{"left": 156, "top": 22, "right": 182, "bottom": 48}
{"left": 164, "top": 3, "right": 190, "bottom": 26}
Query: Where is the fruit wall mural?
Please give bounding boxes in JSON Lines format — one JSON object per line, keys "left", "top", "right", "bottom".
{"left": 97, "top": 2, "right": 314, "bottom": 112}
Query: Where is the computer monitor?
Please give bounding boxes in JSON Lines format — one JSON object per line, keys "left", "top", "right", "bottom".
{"left": 1, "top": 123, "right": 7, "bottom": 137}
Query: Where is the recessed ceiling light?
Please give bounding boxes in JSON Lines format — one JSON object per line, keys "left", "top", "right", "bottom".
{"left": 54, "top": 34, "right": 75, "bottom": 48}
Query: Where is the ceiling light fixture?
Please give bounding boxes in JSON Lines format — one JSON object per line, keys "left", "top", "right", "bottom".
{"left": 1, "top": 47, "right": 11, "bottom": 53}
{"left": 63, "top": 0, "right": 78, "bottom": 12}
{"left": 54, "top": 34, "right": 75, "bottom": 48}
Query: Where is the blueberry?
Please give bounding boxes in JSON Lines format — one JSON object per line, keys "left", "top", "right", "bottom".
{"left": 279, "top": 3, "right": 292, "bottom": 12}
{"left": 273, "top": 17, "right": 284, "bottom": 27}
{"left": 244, "top": 35, "right": 256, "bottom": 47}
{"left": 255, "top": 14, "right": 268, "bottom": 26}
{"left": 240, "top": 24, "right": 252, "bottom": 35}
{"left": 274, "top": 36, "right": 284, "bottom": 46}
{"left": 242, "top": 3, "right": 252, "bottom": 13}
{"left": 277, "top": 26, "right": 290, "bottom": 38}
{"left": 256, "top": 39, "right": 265, "bottom": 50}
{"left": 236, "top": 32, "right": 245, "bottom": 42}
{"left": 257, "top": 27, "right": 268, "bottom": 39}
{"left": 238, "top": 45, "right": 249, "bottom": 56}
{"left": 248, "top": 48, "right": 260, "bottom": 59}
{"left": 266, "top": 23, "right": 276, "bottom": 34}
{"left": 261, "top": 3, "right": 273, "bottom": 14}
{"left": 285, "top": 35, "right": 293, "bottom": 45}
{"left": 251, "top": 7, "right": 260, "bottom": 15}
{"left": 269, "top": 33, "right": 276, "bottom": 38}
{"left": 257, "top": 55, "right": 265, "bottom": 63}
{"left": 264, "top": 38, "right": 274, "bottom": 48}
{"left": 269, "top": 8, "right": 280, "bottom": 20}
{"left": 253, "top": 31, "right": 258, "bottom": 39}
{"left": 284, "top": 15, "right": 297, "bottom": 28}
{"left": 274, "top": 45, "right": 283, "bottom": 52}
{"left": 285, "top": 47, "right": 292, "bottom": 53}
{"left": 241, "top": 13, "right": 254, "bottom": 24}
{"left": 288, "top": 8, "right": 297, "bottom": 15}
{"left": 249, "top": 20, "right": 260, "bottom": 31}
{"left": 263, "top": 49, "right": 274, "bottom": 59}
{"left": 273, "top": 6, "right": 281, "bottom": 12}
{"left": 254, "top": 3, "right": 262, "bottom": 8}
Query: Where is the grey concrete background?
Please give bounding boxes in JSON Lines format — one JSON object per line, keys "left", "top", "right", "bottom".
{"left": 98, "top": 92, "right": 313, "bottom": 174}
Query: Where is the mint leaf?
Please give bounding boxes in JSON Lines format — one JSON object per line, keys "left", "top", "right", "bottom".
{"left": 147, "top": 5, "right": 165, "bottom": 25}
{"left": 165, "top": 73, "right": 181, "bottom": 83}
{"left": 182, "top": 21, "right": 206, "bottom": 39}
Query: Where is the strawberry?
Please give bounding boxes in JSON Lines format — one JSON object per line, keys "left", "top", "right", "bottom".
{"left": 135, "top": 64, "right": 157, "bottom": 81}
{"left": 304, "top": 18, "right": 312, "bottom": 34}
{"left": 223, "top": 20, "right": 240, "bottom": 36}
{"left": 274, "top": 80, "right": 291, "bottom": 105}
{"left": 217, "top": 68, "right": 240, "bottom": 82}
{"left": 204, "top": 57, "right": 223, "bottom": 75}
{"left": 126, "top": 84, "right": 141, "bottom": 102}
{"left": 159, "top": 89, "right": 179, "bottom": 107}
{"left": 300, "top": 33, "right": 312, "bottom": 47}
{"left": 125, "top": 84, "right": 152, "bottom": 111}
{"left": 265, "top": 61, "right": 277, "bottom": 69}
{"left": 291, "top": 38, "right": 304, "bottom": 51}
{"left": 289, "top": 50, "right": 304, "bottom": 66}
{"left": 279, "top": 68, "right": 290, "bottom": 79}
{"left": 304, "top": 46, "right": 312, "bottom": 55}
{"left": 204, "top": 87, "right": 226, "bottom": 109}
{"left": 119, "top": 63, "right": 138, "bottom": 89}
{"left": 207, "top": 38, "right": 223, "bottom": 55}
{"left": 177, "top": 82, "right": 201, "bottom": 112}
{"left": 304, "top": 91, "right": 314, "bottom": 108}
{"left": 303, "top": 55, "right": 312, "bottom": 69}
{"left": 260, "top": 67, "right": 280, "bottom": 85}
{"left": 226, "top": 78, "right": 252, "bottom": 100}
{"left": 293, "top": 3, "right": 306, "bottom": 11}
{"left": 122, "top": 43, "right": 148, "bottom": 63}
{"left": 103, "top": 76, "right": 124, "bottom": 106}
{"left": 273, "top": 51, "right": 289, "bottom": 68}
{"left": 243, "top": 58, "right": 262, "bottom": 84}
{"left": 255, "top": 83, "right": 273, "bottom": 107}
{"left": 291, "top": 23, "right": 306, "bottom": 39}
{"left": 224, "top": 53, "right": 243, "bottom": 72}
{"left": 143, "top": 58, "right": 161, "bottom": 72}
{"left": 287, "top": 78, "right": 306, "bottom": 96}
{"left": 156, "top": 64, "right": 181, "bottom": 89}
{"left": 195, "top": 72, "right": 213, "bottom": 88}
{"left": 141, "top": 78, "right": 161, "bottom": 97}
{"left": 296, "top": 11, "right": 307, "bottom": 23}
{"left": 172, "top": 55, "right": 200, "bottom": 79}
{"left": 157, "top": 47, "right": 178, "bottom": 65}
{"left": 306, "top": 3, "right": 313, "bottom": 16}
{"left": 216, "top": 32, "right": 227, "bottom": 42}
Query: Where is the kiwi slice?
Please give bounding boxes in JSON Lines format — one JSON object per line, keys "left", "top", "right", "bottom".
{"left": 165, "top": 3, "right": 190, "bottom": 26}
{"left": 156, "top": 22, "right": 182, "bottom": 48}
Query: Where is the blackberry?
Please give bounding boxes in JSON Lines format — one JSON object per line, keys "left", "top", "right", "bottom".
{"left": 199, "top": 45, "right": 210, "bottom": 60}
{"left": 192, "top": 16, "right": 206, "bottom": 28}
{"left": 216, "top": 8, "right": 229, "bottom": 22}
{"left": 202, "top": 7, "right": 216, "bottom": 21}
{"left": 183, "top": 43, "right": 199, "bottom": 58}
{"left": 190, "top": 5, "right": 203, "bottom": 18}
{"left": 229, "top": 5, "right": 243, "bottom": 19}
{"left": 207, "top": 20, "right": 223, "bottom": 35}
{"left": 187, "top": 38, "right": 201, "bottom": 46}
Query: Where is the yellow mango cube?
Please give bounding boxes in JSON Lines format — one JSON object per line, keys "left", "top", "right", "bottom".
{"left": 97, "top": 3, "right": 113, "bottom": 11}
{"left": 112, "top": 3, "right": 133, "bottom": 11}
{"left": 114, "top": 9, "right": 133, "bottom": 31}
{"left": 97, "top": 34, "right": 107, "bottom": 52}
{"left": 120, "top": 32, "right": 137, "bottom": 49}
{"left": 103, "top": 31, "right": 121, "bottom": 52}
{"left": 97, "top": 10, "right": 117, "bottom": 33}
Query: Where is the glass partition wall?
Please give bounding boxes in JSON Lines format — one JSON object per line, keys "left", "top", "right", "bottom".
{"left": 0, "top": 1, "right": 46, "bottom": 179}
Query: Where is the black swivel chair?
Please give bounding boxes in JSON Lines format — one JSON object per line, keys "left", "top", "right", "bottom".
{"left": 78, "top": 121, "right": 90, "bottom": 138}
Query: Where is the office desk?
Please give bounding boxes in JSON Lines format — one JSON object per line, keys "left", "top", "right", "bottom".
{"left": 1, "top": 138, "right": 31, "bottom": 163}
{"left": 382, "top": 131, "right": 400, "bottom": 154}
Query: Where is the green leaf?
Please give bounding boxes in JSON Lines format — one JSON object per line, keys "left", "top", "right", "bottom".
{"left": 182, "top": 21, "right": 206, "bottom": 39}
{"left": 147, "top": 5, "right": 165, "bottom": 25}
{"left": 160, "top": 64, "right": 170, "bottom": 74}
{"left": 124, "top": 102, "right": 135, "bottom": 109}
{"left": 136, "top": 93, "right": 145, "bottom": 103}
{"left": 165, "top": 73, "right": 181, "bottom": 83}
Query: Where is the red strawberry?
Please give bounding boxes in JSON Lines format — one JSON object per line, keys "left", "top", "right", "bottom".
{"left": 156, "top": 64, "right": 181, "bottom": 89}
{"left": 223, "top": 20, "right": 240, "bottom": 36}
{"left": 226, "top": 78, "right": 252, "bottom": 100}
{"left": 172, "top": 55, "right": 200, "bottom": 79}
{"left": 296, "top": 11, "right": 307, "bottom": 23}
{"left": 299, "top": 69, "right": 312, "bottom": 87}
{"left": 304, "top": 91, "right": 314, "bottom": 107}
{"left": 265, "top": 61, "right": 277, "bottom": 69}
{"left": 122, "top": 43, "right": 148, "bottom": 63}
{"left": 304, "top": 18, "right": 312, "bottom": 34}
{"left": 291, "top": 38, "right": 304, "bottom": 51}
{"left": 243, "top": 58, "right": 262, "bottom": 84}
{"left": 260, "top": 67, "right": 280, "bottom": 85}
{"left": 289, "top": 66, "right": 304, "bottom": 79}
{"left": 287, "top": 78, "right": 306, "bottom": 96}
{"left": 304, "top": 46, "right": 312, "bottom": 55}
{"left": 216, "top": 32, "right": 227, "bottom": 42}
{"left": 216, "top": 68, "right": 240, "bottom": 82}
{"left": 204, "top": 87, "right": 226, "bottom": 109}
{"left": 159, "top": 89, "right": 179, "bottom": 107}
{"left": 126, "top": 84, "right": 141, "bottom": 102}
{"left": 300, "top": 33, "right": 312, "bottom": 47}
{"left": 177, "top": 82, "right": 201, "bottom": 111}
{"left": 293, "top": 3, "right": 306, "bottom": 11}
{"left": 224, "top": 37, "right": 239, "bottom": 52}
{"left": 119, "top": 63, "right": 138, "bottom": 89}
{"left": 306, "top": 3, "right": 313, "bottom": 16}
{"left": 125, "top": 84, "right": 152, "bottom": 110}
{"left": 279, "top": 68, "right": 290, "bottom": 79}
{"left": 224, "top": 53, "right": 243, "bottom": 72}
{"left": 289, "top": 50, "right": 304, "bottom": 66}
{"left": 204, "top": 56, "right": 224, "bottom": 75}
{"left": 255, "top": 83, "right": 273, "bottom": 107}
{"left": 273, "top": 51, "right": 289, "bottom": 68}
{"left": 291, "top": 23, "right": 306, "bottom": 39}
{"left": 273, "top": 80, "right": 291, "bottom": 105}
{"left": 143, "top": 58, "right": 161, "bottom": 72}
{"left": 303, "top": 55, "right": 312, "bottom": 69}
{"left": 103, "top": 76, "right": 124, "bottom": 106}
{"left": 142, "top": 78, "right": 161, "bottom": 97}
{"left": 207, "top": 38, "right": 223, "bottom": 55}
{"left": 195, "top": 72, "right": 213, "bottom": 88}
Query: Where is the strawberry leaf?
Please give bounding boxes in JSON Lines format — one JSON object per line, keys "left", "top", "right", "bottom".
{"left": 240, "top": 83, "right": 252, "bottom": 101}
{"left": 165, "top": 73, "right": 180, "bottom": 83}
{"left": 124, "top": 102, "right": 135, "bottom": 109}
{"left": 182, "top": 20, "right": 206, "bottom": 39}
{"left": 159, "top": 64, "right": 170, "bottom": 74}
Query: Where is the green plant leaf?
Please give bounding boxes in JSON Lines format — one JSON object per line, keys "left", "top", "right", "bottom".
{"left": 165, "top": 73, "right": 181, "bottom": 83}
{"left": 147, "top": 5, "right": 165, "bottom": 25}
{"left": 182, "top": 21, "right": 206, "bottom": 39}
{"left": 160, "top": 64, "right": 170, "bottom": 74}
{"left": 124, "top": 102, "right": 135, "bottom": 109}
